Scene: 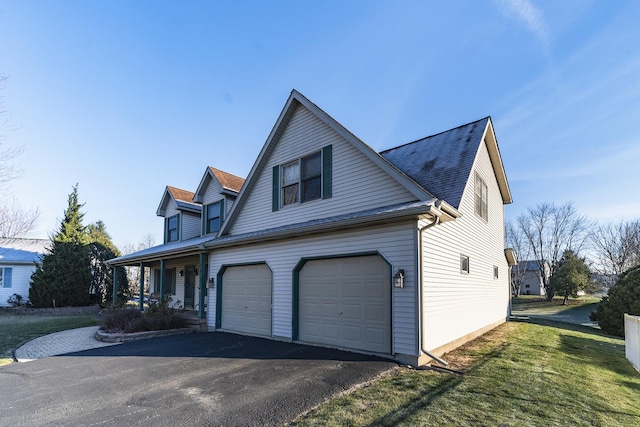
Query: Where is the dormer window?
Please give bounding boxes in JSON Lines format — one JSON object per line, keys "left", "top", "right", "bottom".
{"left": 203, "top": 200, "right": 224, "bottom": 234}
{"left": 166, "top": 215, "right": 179, "bottom": 242}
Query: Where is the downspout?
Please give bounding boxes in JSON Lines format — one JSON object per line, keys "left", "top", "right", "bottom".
{"left": 418, "top": 209, "right": 448, "bottom": 367}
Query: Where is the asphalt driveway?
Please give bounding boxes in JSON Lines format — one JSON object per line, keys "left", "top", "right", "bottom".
{"left": 0, "top": 332, "right": 396, "bottom": 426}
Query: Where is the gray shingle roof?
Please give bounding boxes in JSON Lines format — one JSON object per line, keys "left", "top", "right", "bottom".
{"left": 380, "top": 117, "right": 489, "bottom": 209}
{"left": 0, "top": 239, "right": 50, "bottom": 264}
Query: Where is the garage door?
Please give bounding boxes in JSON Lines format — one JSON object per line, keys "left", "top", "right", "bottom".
{"left": 221, "top": 264, "right": 272, "bottom": 337}
{"left": 299, "top": 255, "right": 391, "bottom": 354}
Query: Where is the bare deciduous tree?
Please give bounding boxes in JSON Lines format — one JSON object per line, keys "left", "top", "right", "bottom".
{"left": 0, "top": 76, "right": 40, "bottom": 239}
{"left": 122, "top": 234, "right": 157, "bottom": 296}
{"left": 590, "top": 219, "right": 640, "bottom": 279}
{"left": 0, "top": 199, "right": 39, "bottom": 240}
{"left": 506, "top": 221, "right": 532, "bottom": 297}
{"left": 516, "top": 202, "right": 590, "bottom": 300}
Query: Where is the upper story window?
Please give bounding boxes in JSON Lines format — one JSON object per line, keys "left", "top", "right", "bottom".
{"left": 205, "top": 201, "right": 222, "bottom": 234}
{"left": 282, "top": 152, "right": 322, "bottom": 206}
{"left": 272, "top": 145, "right": 332, "bottom": 212}
{"left": 166, "top": 214, "right": 179, "bottom": 242}
{"left": 474, "top": 172, "right": 488, "bottom": 221}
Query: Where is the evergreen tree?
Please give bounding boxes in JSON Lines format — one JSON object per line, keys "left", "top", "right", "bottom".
{"left": 592, "top": 266, "right": 640, "bottom": 336}
{"left": 550, "top": 250, "right": 597, "bottom": 305}
{"left": 29, "top": 185, "right": 92, "bottom": 307}
{"left": 87, "top": 221, "right": 129, "bottom": 305}
{"left": 29, "top": 185, "right": 129, "bottom": 307}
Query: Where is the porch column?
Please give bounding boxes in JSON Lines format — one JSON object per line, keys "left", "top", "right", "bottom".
{"left": 199, "top": 252, "right": 207, "bottom": 319}
{"left": 139, "top": 263, "right": 145, "bottom": 312}
{"left": 160, "top": 259, "right": 166, "bottom": 301}
{"left": 112, "top": 266, "right": 118, "bottom": 305}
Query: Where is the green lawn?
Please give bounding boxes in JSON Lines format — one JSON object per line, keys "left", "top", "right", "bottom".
{"left": 289, "top": 321, "right": 640, "bottom": 426}
{"left": 0, "top": 314, "right": 100, "bottom": 365}
{"left": 511, "top": 294, "right": 601, "bottom": 314}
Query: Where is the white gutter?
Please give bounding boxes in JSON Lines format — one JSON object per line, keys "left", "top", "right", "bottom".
{"left": 417, "top": 205, "right": 449, "bottom": 367}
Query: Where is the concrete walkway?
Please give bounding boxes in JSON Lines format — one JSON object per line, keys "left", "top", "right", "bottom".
{"left": 14, "top": 326, "right": 121, "bottom": 362}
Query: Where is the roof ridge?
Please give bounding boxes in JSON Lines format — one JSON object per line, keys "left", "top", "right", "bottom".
{"left": 379, "top": 116, "right": 490, "bottom": 154}
{"left": 207, "top": 166, "right": 245, "bottom": 181}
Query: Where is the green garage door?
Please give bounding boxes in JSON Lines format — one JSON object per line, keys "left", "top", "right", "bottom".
{"left": 221, "top": 264, "right": 272, "bottom": 337}
{"left": 299, "top": 255, "right": 391, "bottom": 354}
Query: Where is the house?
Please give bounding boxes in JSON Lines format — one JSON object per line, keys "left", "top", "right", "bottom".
{"left": 0, "top": 238, "right": 50, "bottom": 306}
{"left": 514, "top": 260, "right": 549, "bottom": 296}
{"left": 109, "top": 90, "right": 514, "bottom": 366}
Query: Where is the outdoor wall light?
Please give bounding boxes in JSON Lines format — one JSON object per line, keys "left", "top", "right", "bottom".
{"left": 179, "top": 270, "right": 184, "bottom": 277}
{"left": 394, "top": 269, "right": 405, "bottom": 288}
{"left": 208, "top": 277, "right": 215, "bottom": 288}
{"left": 194, "top": 268, "right": 198, "bottom": 276}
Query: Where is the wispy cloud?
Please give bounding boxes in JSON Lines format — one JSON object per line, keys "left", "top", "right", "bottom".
{"left": 494, "top": 0, "right": 551, "bottom": 52}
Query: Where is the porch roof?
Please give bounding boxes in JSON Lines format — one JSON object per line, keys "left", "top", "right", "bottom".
{"left": 108, "top": 198, "right": 448, "bottom": 266}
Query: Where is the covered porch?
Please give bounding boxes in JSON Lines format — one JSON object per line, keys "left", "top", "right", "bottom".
{"left": 107, "top": 238, "right": 214, "bottom": 321}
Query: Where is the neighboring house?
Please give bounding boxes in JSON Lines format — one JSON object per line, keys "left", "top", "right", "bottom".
{"left": 515, "top": 260, "right": 550, "bottom": 296}
{"left": 109, "top": 90, "right": 514, "bottom": 366}
{"left": 0, "top": 238, "right": 50, "bottom": 306}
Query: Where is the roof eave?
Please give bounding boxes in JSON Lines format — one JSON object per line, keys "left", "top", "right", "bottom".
{"left": 212, "top": 202, "right": 443, "bottom": 250}
{"left": 483, "top": 118, "right": 513, "bottom": 204}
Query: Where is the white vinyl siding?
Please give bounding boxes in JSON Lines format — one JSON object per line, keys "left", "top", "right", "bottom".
{"left": 0, "top": 265, "right": 36, "bottom": 307}
{"left": 181, "top": 212, "right": 201, "bottom": 240}
{"left": 148, "top": 258, "right": 204, "bottom": 310}
{"left": 230, "top": 105, "right": 417, "bottom": 235}
{"left": 202, "top": 176, "right": 224, "bottom": 205}
{"left": 420, "top": 140, "right": 509, "bottom": 352}
{"left": 208, "top": 222, "right": 417, "bottom": 357}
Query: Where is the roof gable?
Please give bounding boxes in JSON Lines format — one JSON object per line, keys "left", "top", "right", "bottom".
{"left": 220, "top": 90, "right": 434, "bottom": 235}
{"left": 156, "top": 186, "right": 201, "bottom": 216}
{"left": 193, "top": 167, "right": 245, "bottom": 203}
{"left": 380, "top": 117, "right": 511, "bottom": 209}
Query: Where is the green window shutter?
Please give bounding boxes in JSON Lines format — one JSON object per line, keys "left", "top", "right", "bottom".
{"left": 176, "top": 214, "right": 181, "bottom": 241}
{"left": 164, "top": 218, "right": 168, "bottom": 243}
{"left": 272, "top": 165, "right": 280, "bottom": 212}
{"left": 201, "top": 204, "right": 207, "bottom": 235}
{"left": 219, "top": 199, "right": 225, "bottom": 224}
{"left": 3, "top": 268, "right": 11, "bottom": 288}
{"left": 322, "top": 145, "right": 333, "bottom": 199}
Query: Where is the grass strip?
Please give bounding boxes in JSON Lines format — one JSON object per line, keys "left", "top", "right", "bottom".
{"left": 0, "top": 314, "right": 100, "bottom": 365}
{"left": 290, "top": 321, "right": 640, "bottom": 426}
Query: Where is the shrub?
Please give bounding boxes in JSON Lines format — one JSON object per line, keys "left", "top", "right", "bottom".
{"left": 6, "top": 293, "right": 30, "bottom": 307}
{"left": 591, "top": 265, "right": 640, "bottom": 336}
{"left": 100, "top": 298, "right": 188, "bottom": 333}
{"left": 101, "top": 307, "right": 143, "bottom": 333}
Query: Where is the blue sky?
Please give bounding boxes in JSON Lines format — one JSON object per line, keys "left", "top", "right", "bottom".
{"left": 1, "top": 0, "right": 639, "bottom": 248}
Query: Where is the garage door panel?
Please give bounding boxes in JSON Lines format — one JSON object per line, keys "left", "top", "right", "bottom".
{"left": 299, "top": 256, "right": 391, "bottom": 354}
{"left": 221, "top": 265, "right": 272, "bottom": 337}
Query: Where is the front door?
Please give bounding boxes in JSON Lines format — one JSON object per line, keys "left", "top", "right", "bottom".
{"left": 184, "top": 266, "right": 196, "bottom": 309}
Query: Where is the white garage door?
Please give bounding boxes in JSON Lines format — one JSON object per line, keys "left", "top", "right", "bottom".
{"left": 221, "top": 264, "right": 272, "bottom": 337}
{"left": 299, "top": 255, "right": 391, "bottom": 354}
